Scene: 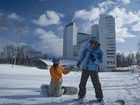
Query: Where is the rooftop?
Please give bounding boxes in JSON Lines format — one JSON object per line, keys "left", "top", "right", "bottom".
{"left": 65, "top": 22, "right": 74, "bottom": 27}
{"left": 78, "top": 32, "right": 91, "bottom": 36}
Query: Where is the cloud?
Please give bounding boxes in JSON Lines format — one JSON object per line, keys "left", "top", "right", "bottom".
{"left": 109, "top": 7, "right": 140, "bottom": 25}
{"left": 73, "top": 0, "right": 140, "bottom": 42}
{"left": 74, "top": 8, "right": 103, "bottom": 22}
{"left": 119, "top": 0, "right": 130, "bottom": 4}
{"left": 8, "top": 13, "right": 23, "bottom": 21}
{"left": 57, "top": 26, "right": 64, "bottom": 31}
{"left": 74, "top": 0, "right": 115, "bottom": 21}
{"left": 109, "top": 7, "right": 139, "bottom": 42}
{"left": 116, "top": 27, "right": 135, "bottom": 42}
{"left": 35, "top": 28, "right": 63, "bottom": 57}
{"left": 132, "top": 22, "right": 140, "bottom": 31}
{"left": 32, "top": 10, "right": 63, "bottom": 27}
{"left": 73, "top": 1, "right": 115, "bottom": 33}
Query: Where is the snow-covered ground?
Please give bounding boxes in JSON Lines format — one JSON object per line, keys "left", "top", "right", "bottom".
{"left": 0, "top": 64, "right": 140, "bottom": 105}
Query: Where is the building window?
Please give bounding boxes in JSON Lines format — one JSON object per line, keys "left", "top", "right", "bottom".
{"left": 107, "top": 61, "right": 115, "bottom": 64}
{"left": 107, "top": 56, "right": 115, "bottom": 58}
{"left": 107, "top": 53, "right": 115, "bottom": 55}
{"left": 106, "top": 37, "right": 114, "bottom": 39}
{"left": 107, "top": 50, "right": 115, "bottom": 52}
{"left": 107, "top": 66, "right": 115, "bottom": 69}
{"left": 107, "top": 43, "right": 115, "bottom": 45}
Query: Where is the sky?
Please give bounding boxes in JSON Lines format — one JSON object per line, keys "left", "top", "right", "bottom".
{"left": 0, "top": 0, "right": 140, "bottom": 57}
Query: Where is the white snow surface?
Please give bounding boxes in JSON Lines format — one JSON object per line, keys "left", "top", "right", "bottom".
{"left": 0, "top": 64, "right": 140, "bottom": 105}
{"left": 40, "top": 59, "right": 77, "bottom": 66}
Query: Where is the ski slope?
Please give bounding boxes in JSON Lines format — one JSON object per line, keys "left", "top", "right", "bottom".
{"left": 0, "top": 64, "right": 140, "bottom": 105}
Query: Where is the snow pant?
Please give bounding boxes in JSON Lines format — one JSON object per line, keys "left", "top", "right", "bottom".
{"left": 78, "top": 70, "right": 103, "bottom": 99}
{"left": 48, "top": 80, "right": 63, "bottom": 97}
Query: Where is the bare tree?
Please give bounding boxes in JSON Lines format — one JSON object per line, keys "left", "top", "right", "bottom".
{"left": 13, "top": 19, "right": 26, "bottom": 65}
{"left": 3, "top": 44, "right": 16, "bottom": 63}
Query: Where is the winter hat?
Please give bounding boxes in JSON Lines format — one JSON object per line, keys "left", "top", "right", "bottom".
{"left": 52, "top": 57, "right": 60, "bottom": 63}
{"left": 89, "top": 37, "right": 100, "bottom": 47}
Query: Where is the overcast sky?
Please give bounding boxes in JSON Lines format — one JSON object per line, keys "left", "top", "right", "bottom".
{"left": 0, "top": 0, "right": 140, "bottom": 56}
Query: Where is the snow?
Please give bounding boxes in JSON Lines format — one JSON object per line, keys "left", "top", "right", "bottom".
{"left": 41, "top": 59, "right": 77, "bottom": 66}
{"left": 0, "top": 64, "right": 140, "bottom": 105}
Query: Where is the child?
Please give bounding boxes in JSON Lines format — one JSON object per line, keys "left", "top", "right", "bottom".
{"left": 77, "top": 38, "right": 104, "bottom": 103}
{"left": 48, "top": 57, "right": 70, "bottom": 97}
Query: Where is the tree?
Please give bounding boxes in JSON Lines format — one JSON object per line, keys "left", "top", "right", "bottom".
{"left": 3, "top": 44, "right": 16, "bottom": 64}
{"left": 3, "top": 43, "right": 43, "bottom": 65}
{"left": 13, "top": 19, "right": 26, "bottom": 65}
{"left": 117, "top": 52, "right": 136, "bottom": 67}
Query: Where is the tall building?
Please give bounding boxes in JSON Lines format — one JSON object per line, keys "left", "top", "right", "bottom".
{"left": 77, "top": 32, "right": 92, "bottom": 44}
{"left": 99, "top": 15, "right": 116, "bottom": 71}
{"left": 91, "top": 24, "right": 99, "bottom": 40}
{"left": 73, "top": 32, "right": 93, "bottom": 60}
{"left": 63, "top": 22, "right": 78, "bottom": 59}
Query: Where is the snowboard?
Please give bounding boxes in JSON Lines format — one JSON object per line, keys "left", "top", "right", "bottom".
{"left": 87, "top": 100, "right": 125, "bottom": 105}
{"left": 73, "top": 99, "right": 105, "bottom": 105}
{"left": 40, "top": 84, "right": 78, "bottom": 95}
{"left": 72, "top": 99, "right": 125, "bottom": 105}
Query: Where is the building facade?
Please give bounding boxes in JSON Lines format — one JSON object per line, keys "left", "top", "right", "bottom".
{"left": 91, "top": 24, "right": 99, "bottom": 40}
{"left": 99, "top": 15, "right": 116, "bottom": 71}
{"left": 63, "top": 22, "right": 78, "bottom": 59}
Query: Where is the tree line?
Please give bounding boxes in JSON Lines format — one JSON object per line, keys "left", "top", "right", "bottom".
{"left": 0, "top": 43, "right": 48, "bottom": 66}
{"left": 117, "top": 52, "right": 139, "bottom": 67}
{"left": 1, "top": 44, "right": 140, "bottom": 68}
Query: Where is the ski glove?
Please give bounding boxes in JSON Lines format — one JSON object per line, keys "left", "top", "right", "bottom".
{"left": 90, "top": 53, "right": 96, "bottom": 62}
{"left": 77, "top": 61, "right": 81, "bottom": 68}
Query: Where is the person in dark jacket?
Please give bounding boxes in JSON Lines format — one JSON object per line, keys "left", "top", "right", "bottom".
{"left": 77, "top": 38, "right": 104, "bottom": 103}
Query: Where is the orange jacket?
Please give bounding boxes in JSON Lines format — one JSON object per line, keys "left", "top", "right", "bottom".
{"left": 50, "top": 64, "right": 69, "bottom": 82}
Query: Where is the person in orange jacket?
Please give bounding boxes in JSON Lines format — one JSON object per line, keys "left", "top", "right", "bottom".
{"left": 48, "top": 57, "right": 70, "bottom": 97}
